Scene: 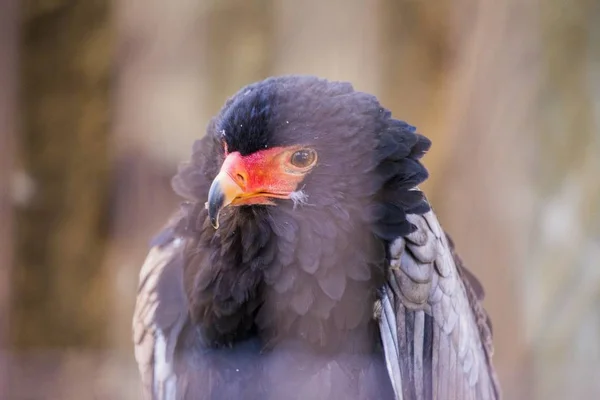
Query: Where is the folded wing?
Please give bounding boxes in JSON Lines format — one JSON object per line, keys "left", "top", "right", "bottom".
{"left": 379, "top": 211, "right": 501, "bottom": 400}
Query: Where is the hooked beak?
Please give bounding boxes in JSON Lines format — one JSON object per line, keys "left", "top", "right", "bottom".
{"left": 207, "top": 171, "right": 244, "bottom": 229}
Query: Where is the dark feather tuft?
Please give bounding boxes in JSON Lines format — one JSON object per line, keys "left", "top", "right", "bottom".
{"left": 370, "top": 117, "right": 431, "bottom": 243}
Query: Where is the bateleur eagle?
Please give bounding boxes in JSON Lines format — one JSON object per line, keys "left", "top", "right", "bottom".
{"left": 133, "top": 75, "right": 501, "bottom": 400}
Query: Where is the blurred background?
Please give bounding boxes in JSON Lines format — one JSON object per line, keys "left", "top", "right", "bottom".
{"left": 1, "top": 0, "right": 599, "bottom": 399}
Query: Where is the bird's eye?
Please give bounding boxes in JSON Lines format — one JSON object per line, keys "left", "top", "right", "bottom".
{"left": 290, "top": 149, "right": 317, "bottom": 168}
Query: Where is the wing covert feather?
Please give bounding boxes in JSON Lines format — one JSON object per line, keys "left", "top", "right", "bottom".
{"left": 380, "top": 210, "right": 500, "bottom": 400}
{"left": 133, "top": 236, "right": 189, "bottom": 400}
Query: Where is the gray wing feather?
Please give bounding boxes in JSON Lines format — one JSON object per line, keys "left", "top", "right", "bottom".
{"left": 133, "top": 237, "right": 189, "bottom": 400}
{"left": 380, "top": 210, "right": 500, "bottom": 400}
{"left": 380, "top": 285, "right": 404, "bottom": 400}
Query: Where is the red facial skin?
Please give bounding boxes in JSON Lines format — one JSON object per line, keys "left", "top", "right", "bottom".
{"left": 218, "top": 145, "right": 316, "bottom": 206}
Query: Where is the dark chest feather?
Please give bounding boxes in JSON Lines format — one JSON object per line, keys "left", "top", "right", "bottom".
{"left": 177, "top": 202, "right": 387, "bottom": 353}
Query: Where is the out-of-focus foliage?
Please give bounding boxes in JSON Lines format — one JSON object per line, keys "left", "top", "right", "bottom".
{"left": 1, "top": 0, "right": 598, "bottom": 399}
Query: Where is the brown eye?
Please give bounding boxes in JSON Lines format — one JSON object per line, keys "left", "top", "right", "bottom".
{"left": 290, "top": 149, "right": 317, "bottom": 168}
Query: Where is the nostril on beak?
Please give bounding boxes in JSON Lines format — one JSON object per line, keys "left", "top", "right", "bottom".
{"left": 236, "top": 173, "right": 246, "bottom": 186}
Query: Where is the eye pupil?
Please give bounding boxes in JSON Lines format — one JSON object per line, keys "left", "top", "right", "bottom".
{"left": 291, "top": 149, "right": 316, "bottom": 168}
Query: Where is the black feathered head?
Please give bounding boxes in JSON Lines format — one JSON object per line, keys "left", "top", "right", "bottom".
{"left": 171, "top": 76, "right": 431, "bottom": 348}
{"left": 174, "top": 76, "right": 430, "bottom": 238}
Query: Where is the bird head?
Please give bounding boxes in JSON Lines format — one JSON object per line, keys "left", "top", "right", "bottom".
{"left": 173, "top": 75, "right": 431, "bottom": 246}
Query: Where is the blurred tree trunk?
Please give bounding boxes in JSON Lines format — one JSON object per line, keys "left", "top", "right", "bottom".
{"left": 0, "top": 0, "right": 18, "bottom": 396}
{"left": 271, "top": 0, "right": 383, "bottom": 94}
{"left": 420, "top": 1, "right": 540, "bottom": 399}
{"left": 205, "top": 0, "right": 273, "bottom": 114}
{"left": 530, "top": 1, "right": 600, "bottom": 399}
{"left": 380, "top": 0, "right": 454, "bottom": 186}
{"left": 14, "top": 0, "right": 113, "bottom": 348}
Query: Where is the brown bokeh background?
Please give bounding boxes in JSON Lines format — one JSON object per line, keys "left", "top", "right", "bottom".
{"left": 1, "top": 0, "right": 599, "bottom": 399}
